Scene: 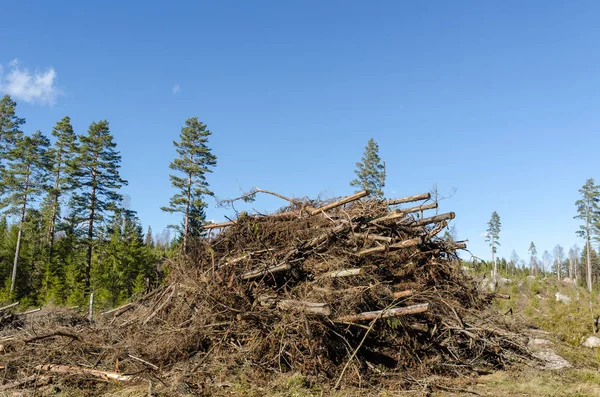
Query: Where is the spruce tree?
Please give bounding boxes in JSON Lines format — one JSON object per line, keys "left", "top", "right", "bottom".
{"left": 528, "top": 242, "right": 537, "bottom": 274}
{"left": 485, "top": 211, "right": 501, "bottom": 283}
{"left": 144, "top": 225, "right": 154, "bottom": 247}
{"left": 350, "top": 138, "right": 386, "bottom": 197}
{"left": 575, "top": 178, "right": 600, "bottom": 292}
{"left": 0, "top": 131, "right": 50, "bottom": 294}
{"left": 161, "top": 117, "right": 217, "bottom": 251}
{"left": 69, "top": 120, "right": 126, "bottom": 294}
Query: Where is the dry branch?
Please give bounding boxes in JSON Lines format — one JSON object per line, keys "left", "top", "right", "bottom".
{"left": 277, "top": 300, "right": 331, "bottom": 316}
{"left": 24, "top": 331, "right": 81, "bottom": 343}
{"left": 128, "top": 354, "right": 159, "bottom": 370}
{"left": 0, "top": 302, "right": 19, "bottom": 312}
{"left": 321, "top": 268, "right": 364, "bottom": 278}
{"left": 334, "top": 303, "right": 429, "bottom": 322}
{"left": 391, "top": 289, "right": 414, "bottom": 299}
{"left": 358, "top": 237, "right": 422, "bottom": 256}
{"left": 35, "top": 364, "right": 133, "bottom": 382}
{"left": 353, "top": 233, "right": 392, "bottom": 243}
{"left": 241, "top": 262, "right": 291, "bottom": 280}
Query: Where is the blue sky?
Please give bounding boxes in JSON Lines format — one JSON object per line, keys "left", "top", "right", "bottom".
{"left": 1, "top": 1, "right": 599, "bottom": 264}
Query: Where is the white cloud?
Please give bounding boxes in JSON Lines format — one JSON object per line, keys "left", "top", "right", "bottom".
{"left": 172, "top": 83, "right": 181, "bottom": 94}
{"left": 480, "top": 231, "right": 489, "bottom": 238}
{"left": 0, "top": 59, "right": 61, "bottom": 105}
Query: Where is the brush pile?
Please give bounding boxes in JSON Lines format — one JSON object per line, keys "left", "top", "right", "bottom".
{"left": 0, "top": 190, "right": 532, "bottom": 394}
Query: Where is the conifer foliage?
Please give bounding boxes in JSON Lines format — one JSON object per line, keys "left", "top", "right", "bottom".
{"left": 350, "top": 138, "right": 386, "bottom": 197}
{"left": 162, "top": 117, "right": 217, "bottom": 251}
{"left": 69, "top": 120, "right": 127, "bottom": 293}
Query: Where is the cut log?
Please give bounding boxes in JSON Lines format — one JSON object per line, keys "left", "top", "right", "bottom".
{"left": 426, "top": 221, "right": 448, "bottom": 239}
{"left": 321, "top": 268, "right": 365, "bottom": 278}
{"left": 241, "top": 262, "right": 291, "bottom": 280}
{"left": 277, "top": 300, "right": 331, "bottom": 316}
{"left": 353, "top": 233, "right": 392, "bottom": 243}
{"left": 391, "top": 289, "right": 413, "bottom": 299}
{"left": 401, "top": 202, "right": 438, "bottom": 214}
{"left": 358, "top": 237, "right": 421, "bottom": 256}
{"left": 0, "top": 302, "right": 19, "bottom": 312}
{"left": 202, "top": 221, "right": 236, "bottom": 230}
{"left": 406, "top": 212, "right": 455, "bottom": 227}
{"left": 369, "top": 210, "right": 404, "bottom": 224}
{"left": 334, "top": 303, "right": 429, "bottom": 322}
{"left": 35, "top": 364, "right": 132, "bottom": 382}
{"left": 387, "top": 193, "right": 431, "bottom": 206}
{"left": 310, "top": 191, "right": 369, "bottom": 215}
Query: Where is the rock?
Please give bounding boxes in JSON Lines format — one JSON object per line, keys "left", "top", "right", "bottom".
{"left": 497, "top": 277, "right": 512, "bottom": 286}
{"left": 562, "top": 277, "right": 574, "bottom": 285}
{"left": 582, "top": 336, "right": 600, "bottom": 348}
{"left": 461, "top": 266, "right": 470, "bottom": 272}
{"left": 528, "top": 338, "right": 552, "bottom": 348}
{"left": 527, "top": 275, "right": 535, "bottom": 280}
{"left": 555, "top": 292, "right": 571, "bottom": 303}
{"left": 533, "top": 351, "right": 571, "bottom": 369}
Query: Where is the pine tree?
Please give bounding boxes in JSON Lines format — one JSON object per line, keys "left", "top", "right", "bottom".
{"left": 45, "top": 117, "right": 77, "bottom": 258}
{"left": 528, "top": 242, "right": 537, "bottom": 274}
{"left": 350, "top": 138, "right": 386, "bottom": 197}
{"left": 0, "top": 131, "right": 50, "bottom": 294}
{"left": 161, "top": 117, "right": 217, "bottom": 252}
{"left": 41, "top": 117, "right": 77, "bottom": 298}
{"left": 69, "top": 120, "right": 126, "bottom": 294}
{"left": 485, "top": 211, "right": 501, "bottom": 283}
{"left": 575, "top": 178, "right": 600, "bottom": 292}
{"left": 0, "top": 95, "right": 25, "bottom": 175}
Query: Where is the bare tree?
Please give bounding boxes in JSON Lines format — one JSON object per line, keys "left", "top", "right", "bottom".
{"left": 553, "top": 245, "right": 565, "bottom": 281}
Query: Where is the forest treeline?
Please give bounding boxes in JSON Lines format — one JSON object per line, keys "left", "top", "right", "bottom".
{"left": 0, "top": 95, "right": 184, "bottom": 308}
{"left": 483, "top": 178, "right": 600, "bottom": 292}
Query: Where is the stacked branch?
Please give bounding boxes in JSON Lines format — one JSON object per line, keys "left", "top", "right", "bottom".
{"left": 0, "top": 189, "right": 531, "bottom": 394}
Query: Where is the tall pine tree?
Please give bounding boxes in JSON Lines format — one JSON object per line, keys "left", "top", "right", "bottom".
{"left": 0, "top": 131, "right": 50, "bottom": 294}
{"left": 486, "top": 211, "right": 501, "bottom": 283}
{"left": 69, "top": 120, "right": 126, "bottom": 294}
{"left": 575, "top": 178, "right": 600, "bottom": 292}
{"left": 350, "top": 138, "right": 386, "bottom": 197}
{"left": 161, "top": 117, "right": 217, "bottom": 252}
{"left": 41, "top": 117, "right": 77, "bottom": 297}
{"left": 0, "top": 95, "right": 25, "bottom": 176}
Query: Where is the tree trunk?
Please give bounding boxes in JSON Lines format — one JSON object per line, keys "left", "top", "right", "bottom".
{"left": 45, "top": 165, "right": 61, "bottom": 295}
{"left": 492, "top": 237, "right": 497, "bottom": 284}
{"left": 85, "top": 162, "right": 97, "bottom": 295}
{"left": 183, "top": 168, "right": 192, "bottom": 253}
{"left": 10, "top": 168, "right": 29, "bottom": 294}
{"left": 587, "top": 201, "right": 593, "bottom": 292}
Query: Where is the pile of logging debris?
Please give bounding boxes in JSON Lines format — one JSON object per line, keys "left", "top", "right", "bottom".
{"left": 0, "top": 190, "right": 532, "bottom": 395}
